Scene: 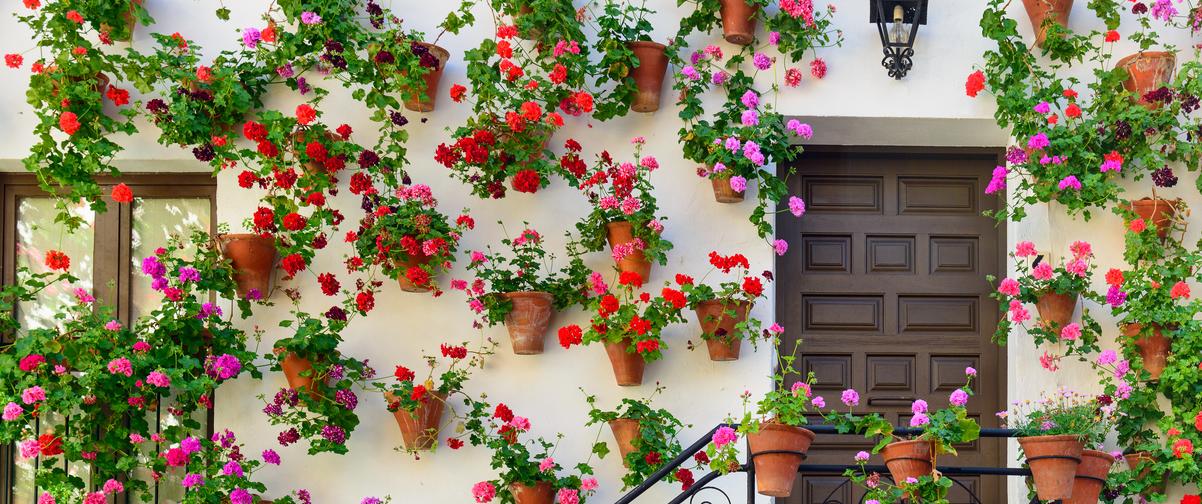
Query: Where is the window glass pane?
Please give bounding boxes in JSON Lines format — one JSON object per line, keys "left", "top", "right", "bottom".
{"left": 15, "top": 198, "right": 94, "bottom": 331}
{"left": 130, "top": 198, "right": 210, "bottom": 320}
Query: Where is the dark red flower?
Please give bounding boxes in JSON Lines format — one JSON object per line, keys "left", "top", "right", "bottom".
{"left": 282, "top": 212, "right": 307, "bottom": 231}
{"left": 494, "top": 403, "right": 514, "bottom": 422}
{"left": 394, "top": 365, "right": 415, "bottom": 382}
{"left": 243, "top": 121, "right": 267, "bottom": 141}
{"left": 336, "top": 124, "right": 353, "bottom": 139}
{"left": 511, "top": 169, "right": 541, "bottom": 193}
{"left": 280, "top": 253, "right": 306, "bottom": 277}
{"left": 252, "top": 207, "right": 275, "bottom": 230}
{"left": 317, "top": 273, "right": 339, "bottom": 296}
{"left": 356, "top": 290, "right": 375, "bottom": 313}
{"left": 446, "top": 438, "right": 464, "bottom": 449}
{"left": 237, "top": 171, "right": 258, "bottom": 188}
{"left": 674, "top": 468, "right": 695, "bottom": 491}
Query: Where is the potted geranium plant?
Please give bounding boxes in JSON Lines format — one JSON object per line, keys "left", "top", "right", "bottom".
{"left": 989, "top": 240, "right": 1102, "bottom": 360}
{"left": 706, "top": 348, "right": 821, "bottom": 498}
{"left": 1003, "top": 389, "right": 1109, "bottom": 501}
{"left": 583, "top": 386, "right": 691, "bottom": 490}
{"left": 591, "top": 0, "right": 667, "bottom": 116}
{"left": 824, "top": 368, "right": 980, "bottom": 488}
{"left": 461, "top": 400, "right": 599, "bottom": 504}
{"left": 373, "top": 340, "right": 491, "bottom": 452}
{"left": 677, "top": 251, "right": 771, "bottom": 361}
{"left": 556, "top": 271, "right": 687, "bottom": 386}
{"left": 465, "top": 225, "right": 591, "bottom": 354}
{"left": 351, "top": 183, "right": 472, "bottom": 294}
{"left": 572, "top": 137, "right": 673, "bottom": 280}
{"left": 264, "top": 310, "right": 373, "bottom": 456}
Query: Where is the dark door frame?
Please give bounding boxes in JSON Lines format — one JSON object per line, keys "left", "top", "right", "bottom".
{"left": 774, "top": 145, "right": 1009, "bottom": 503}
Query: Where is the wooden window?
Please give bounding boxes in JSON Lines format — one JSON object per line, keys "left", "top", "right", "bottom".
{"left": 0, "top": 174, "right": 216, "bottom": 504}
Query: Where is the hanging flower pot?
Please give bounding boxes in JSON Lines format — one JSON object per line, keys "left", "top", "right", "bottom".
{"left": 394, "top": 254, "right": 434, "bottom": 293}
{"left": 1018, "top": 434, "right": 1084, "bottom": 501}
{"left": 274, "top": 348, "right": 316, "bottom": 398}
{"left": 1115, "top": 52, "right": 1176, "bottom": 108}
{"left": 1035, "top": 291, "right": 1076, "bottom": 331}
{"left": 881, "top": 439, "right": 935, "bottom": 484}
{"left": 101, "top": 0, "right": 144, "bottom": 42}
{"left": 1021, "top": 0, "right": 1073, "bottom": 47}
{"left": 605, "top": 221, "right": 652, "bottom": 280}
{"left": 603, "top": 338, "right": 645, "bottom": 386}
{"left": 403, "top": 43, "right": 451, "bottom": 112}
{"left": 218, "top": 233, "right": 276, "bottom": 299}
{"left": 385, "top": 392, "right": 446, "bottom": 451}
{"left": 513, "top": 5, "right": 543, "bottom": 41}
{"left": 711, "top": 176, "right": 746, "bottom": 203}
{"left": 608, "top": 418, "right": 641, "bottom": 468}
{"left": 628, "top": 41, "right": 669, "bottom": 113}
{"left": 695, "top": 299, "right": 751, "bottom": 361}
{"left": 746, "top": 422, "right": 816, "bottom": 497}
{"left": 1127, "top": 197, "right": 1178, "bottom": 239}
{"left": 1122, "top": 323, "right": 1171, "bottom": 380}
{"left": 509, "top": 481, "right": 554, "bottom": 504}
{"left": 718, "top": 0, "right": 759, "bottom": 45}
{"left": 502, "top": 291, "right": 555, "bottom": 355}
{"left": 1124, "top": 451, "right": 1168, "bottom": 496}
{"left": 1065, "top": 449, "right": 1114, "bottom": 504}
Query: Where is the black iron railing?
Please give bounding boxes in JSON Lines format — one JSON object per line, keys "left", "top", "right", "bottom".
{"left": 616, "top": 424, "right": 1045, "bottom": 504}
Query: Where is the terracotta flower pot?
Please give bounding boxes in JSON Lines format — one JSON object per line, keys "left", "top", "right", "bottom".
{"left": 609, "top": 418, "right": 641, "bottom": 468}
{"left": 695, "top": 299, "right": 751, "bottom": 361}
{"left": 275, "top": 349, "right": 315, "bottom": 395}
{"left": 52, "top": 72, "right": 111, "bottom": 98}
{"left": 719, "top": 0, "right": 759, "bottom": 45}
{"left": 101, "top": 0, "right": 143, "bottom": 42}
{"left": 1115, "top": 52, "right": 1177, "bottom": 109}
{"left": 1066, "top": 450, "right": 1114, "bottom": 504}
{"left": 509, "top": 481, "right": 554, "bottom": 504}
{"left": 881, "top": 439, "right": 935, "bottom": 483}
{"left": 1127, "top": 197, "right": 1178, "bottom": 239}
{"left": 746, "top": 422, "right": 816, "bottom": 497}
{"left": 395, "top": 254, "right": 434, "bottom": 293}
{"left": 1018, "top": 434, "right": 1084, "bottom": 501}
{"left": 403, "top": 43, "right": 450, "bottom": 112}
{"left": 385, "top": 391, "right": 446, "bottom": 451}
{"left": 1124, "top": 451, "right": 1168, "bottom": 496}
{"left": 219, "top": 234, "right": 277, "bottom": 299}
{"left": 605, "top": 221, "right": 652, "bottom": 281}
{"left": 1123, "top": 323, "right": 1171, "bottom": 380}
{"left": 711, "top": 176, "right": 746, "bottom": 203}
{"left": 1021, "top": 0, "right": 1073, "bottom": 47}
{"left": 1035, "top": 291, "right": 1076, "bottom": 332}
{"left": 502, "top": 291, "right": 555, "bottom": 355}
{"left": 603, "top": 339, "right": 645, "bottom": 386}
{"left": 628, "top": 41, "right": 669, "bottom": 113}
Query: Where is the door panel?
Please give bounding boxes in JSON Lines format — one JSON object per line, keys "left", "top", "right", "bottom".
{"left": 778, "top": 150, "right": 1005, "bottom": 504}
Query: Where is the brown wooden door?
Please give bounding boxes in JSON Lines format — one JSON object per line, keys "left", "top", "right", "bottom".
{"left": 777, "top": 148, "right": 1006, "bottom": 504}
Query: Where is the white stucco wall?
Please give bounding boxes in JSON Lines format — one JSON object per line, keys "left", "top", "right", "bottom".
{"left": 0, "top": 0, "right": 1194, "bottom": 502}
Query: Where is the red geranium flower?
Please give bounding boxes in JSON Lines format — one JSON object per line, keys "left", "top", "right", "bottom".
{"left": 44, "top": 250, "right": 70, "bottom": 271}
{"left": 512, "top": 169, "right": 541, "bottom": 193}
{"left": 282, "top": 212, "right": 307, "bottom": 231}
{"left": 4, "top": 54, "right": 23, "bottom": 68}
{"left": 336, "top": 124, "right": 352, "bottom": 139}
{"left": 549, "top": 64, "right": 567, "bottom": 84}
{"left": 295, "top": 104, "right": 316, "bottom": 125}
{"left": 599, "top": 294, "right": 619, "bottom": 316}
{"left": 280, "top": 253, "right": 305, "bottom": 277}
{"left": 59, "top": 112, "right": 80, "bottom": 135}
{"left": 1105, "top": 30, "right": 1120, "bottom": 42}
{"left": 558, "top": 325, "right": 582, "bottom": 349}
{"left": 38, "top": 433, "right": 63, "bottom": 456}
{"left": 449, "top": 84, "right": 467, "bottom": 102}
{"left": 66, "top": 10, "right": 83, "bottom": 23}
{"left": 440, "top": 344, "right": 468, "bottom": 360}
{"left": 661, "top": 288, "right": 687, "bottom": 309}
{"left": 110, "top": 183, "right": 133, "bottom": 203}
{"left": 494, "top": 403, "right": 514, "bottom": 422}
{"left": 410, "top": 384, "right": 427, "bottom": 402}
{"left": 634, "top": 338, "right": 658, "bottom": 353}
{"left": 743, "top": 277, "right": 764, "bottom": 297}
{"left": 252, "top": 207, "right": 275, "bottom": 230}
{"left": 618, "top": 271, "right": 644, "bottom": 287}
{"left": 1065, "top": 103, "right": 1081, "bottom": 118}
{"left": 317, "top": 273, "right": 339, "bottom": 296}
{"left": 405, "top": 266, "right": 430, "bottom": 288}
{"left": 356, "top": 290, "right": 375, "bottom": 313}
{"left": 106, "top": 85, "right": 129, "bottom": 106}
{"left": 447, "top": 438, "right": 464, "bottom": 449}
{"left": 1171, "top": 281, "right": 1191, "bottom": 300}
{"left": 965, "top": 70, "right": 985, "bottom": 97}
{"left": 242, "top": 121, "right": 267, "bottom": 141}
{"left": 394, "top": 365, "right": 415, "bottom": 382}
{"left": 675, "top": 274, "right": 694, "bottom": 286}
{"left": 1105, "top": 268, "right": 1124, "bottom": 286}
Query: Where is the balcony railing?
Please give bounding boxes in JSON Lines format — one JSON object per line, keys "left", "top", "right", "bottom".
{"left": 616, "top": 424, "right": 1048, "bottom": 504}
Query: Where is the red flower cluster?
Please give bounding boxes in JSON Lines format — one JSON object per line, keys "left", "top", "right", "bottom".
{"left": 394, "top": 365, "right": 415, "bottom": 382}
{"left": 44, "top": 250, "right": 70, "bottom": 271}
{"left": 4, "top": 54, "right": 22, "bottom": 68}
{"left": 598, "top": 294, "right": 620, "bottom": 316}
{"left": 110, "top": 183, "right": 133, "bottom": 203}
{"left": 634, "top": 339, "right": 658, "bottom": 353}
{"left": 449, "top": 84, "right": 467, "bottom": 102}
{"left": 440, "top": 344, "right": 467, "bottom": 360}
{"left": 317, "top": 272, "right": 339, "bottom": 296}
{"left": 295, "top": 104, "right": 316, "bottom": 125}
{"left": 1105, "top": 268, "right": 1124, "bottom": 286}
{"left": 282, "top": 212, "right": 307, "bottom": 231}
{"left": 356, "top": 290, "right": 375, "bottom": 313}
{"left": 59, "top": 111, "right": 80, "bottom": 135}
{"left": 106, "top": 85, "right": 129, "bottom": 106}
{"left": 405, "top": 266, "right": 430, "bottom": 288}
{"left": 708, "top": 251, "right": 749, "bottom": 273}
{"left": 742, "top": 277, "right": 763, "bottom": 297}
{"left": 965, "top": 70, "right": 985, "bottom": 97}
{"left": 252, "top": 207, "right": 275, "bottom": 230}
{"left": 511, "top": 169, "right": 541, "bottom": 193}
{"left": 618, "top": 271, "right": 644, "bottom": 288}
{"left": 281, "top": 253, "right": 305, "bottom": 277}
{"left": 558, "top": 325, "right": 582, "bottom": 349}
{"left": 674, "top": 468, "right": 695, "bottom": 491}
{"left": 1171, "top": 281, "right": 1191, "bottom": 300}
{"left": 809, "top": 58, "right": 827, "bottom": 79}
{"left": 661, "top": 287, "right": 686, "bottom": 309}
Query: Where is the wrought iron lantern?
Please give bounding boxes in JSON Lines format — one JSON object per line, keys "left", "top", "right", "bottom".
{"left": 870, "top": 0, "right": 927, "bottom": 79}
